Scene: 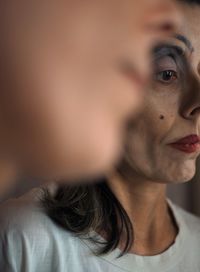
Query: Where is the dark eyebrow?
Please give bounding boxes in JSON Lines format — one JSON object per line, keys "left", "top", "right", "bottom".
{"left": 175, "top": 34, "right": 194, "bottom": 52}
{"left": 153, "top": 44, "right": 184, "bottom": 59}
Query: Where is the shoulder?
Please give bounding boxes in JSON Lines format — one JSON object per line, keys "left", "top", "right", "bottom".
{"left": 0, "top": 188, "right": 80, "bottom": 271}
{"left": 0, "top": 187, "right": 77, "bottom": 240}
{"left": 0, "top": 188, "right": 52, "bottom": 236}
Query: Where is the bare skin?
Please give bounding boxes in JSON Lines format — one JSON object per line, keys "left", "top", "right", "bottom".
{"left": 109, "top": 175, "right": 177, "bottom": 255}
{"left": 108, "top": 3, "right": 200, "bottom": 256}
{"left": 0, "top": 0, "right": 180, "bottom": 195}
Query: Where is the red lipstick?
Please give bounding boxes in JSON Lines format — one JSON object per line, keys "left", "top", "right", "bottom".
{"left": 169, "top": 135, "right": 200, "bottom": 154}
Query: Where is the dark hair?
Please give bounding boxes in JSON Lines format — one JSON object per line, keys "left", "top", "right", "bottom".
{"left": 42, "top": 178, "right": 133, "bottom": 256}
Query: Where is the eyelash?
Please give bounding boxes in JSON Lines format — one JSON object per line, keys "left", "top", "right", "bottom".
{"left": 153, "top": 46, "right": 185, "bottom": 86}
{"left": 156, "top": 70, "right": 178, "bottom": 85}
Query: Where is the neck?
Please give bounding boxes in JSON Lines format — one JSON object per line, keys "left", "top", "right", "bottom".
{"left": 108, "top": 172, "right": 178, "bottom": 256}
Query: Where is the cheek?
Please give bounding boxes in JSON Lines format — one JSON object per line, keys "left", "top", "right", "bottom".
{"left": 146, "top": 83, "right": 180, "bottom": 134}
{"left": 127, "top": 101, "right": 176, "bottom": 152}
{"left": 124, "top": 108, "right": 177, "bottom": 173}
{"left": 146, "top": 111, "right": 174, "bottom": 141}
{"left": 157, "top": 112, "right": 178, "bottom": 142}
{"left": 145, "top": 95, "right": 177, "bottom": 140}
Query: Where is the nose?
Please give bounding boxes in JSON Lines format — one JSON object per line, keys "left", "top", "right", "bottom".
{"left": 180, "top": 72, "right": 200, "bottom": 121}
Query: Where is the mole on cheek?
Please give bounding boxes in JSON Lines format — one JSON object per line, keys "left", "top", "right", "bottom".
{"left": 159, "top": 115, "right": 165, "bottom": 120}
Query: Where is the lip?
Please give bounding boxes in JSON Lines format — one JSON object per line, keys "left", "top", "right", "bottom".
{"left": 169, "top": 134, "right": 200, "bottom": 154}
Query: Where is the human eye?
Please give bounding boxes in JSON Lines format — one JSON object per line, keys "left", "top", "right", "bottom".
{"left": 153, "top": 52, "right": 179, "bottom": 86}
{"left": 156, "top": 69, "right": 178, "bottom": 84}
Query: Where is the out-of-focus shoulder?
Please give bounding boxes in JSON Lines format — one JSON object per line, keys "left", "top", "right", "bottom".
{"left": 0, "top": 187, "right": 73, "bottom": 242}
{"left": 0, "top": 187, "right": 77, "bottom": 253}
{"left": 0, "top": 187, "right": 81, "bottom": 272}
{"left": 0, "top": 188, "right": 46, "bottom": 230}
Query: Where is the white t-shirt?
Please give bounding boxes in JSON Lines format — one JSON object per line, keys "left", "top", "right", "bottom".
{"left": 0, "top": 187, "right": 200, "bottom": 272}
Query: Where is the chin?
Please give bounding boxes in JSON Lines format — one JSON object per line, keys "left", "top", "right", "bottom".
{"left": 170, "top": 173, "right": 195, "bottom": 184}
{"left": 146, "top": 158, "right": 197, "bottom": 185}
{"left": 162, "top": 161, "right": 196, "bottom": 184}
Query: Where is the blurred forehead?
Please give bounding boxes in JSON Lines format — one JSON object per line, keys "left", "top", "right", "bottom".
{"left": 0, "top": 0, "right": 146, "bottom": 66}
{"left": 0, "top": 1, "right": 134, "bottom": 45}
{"left": 0, "top": 0, "right": 156, "bottom": 35}
{"left": 0, "top": 0, "right": 134, "bottom": 23}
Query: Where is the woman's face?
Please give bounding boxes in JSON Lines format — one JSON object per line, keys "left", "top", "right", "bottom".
{"left": 121, "top": 3, "right": 200, "bottom": 184}
{"left": 0, "top": 0, "right": 179, "bottom": 179}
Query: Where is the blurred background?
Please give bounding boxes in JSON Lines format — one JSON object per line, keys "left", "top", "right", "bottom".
{"left": 1, "top": 159, "right": 200, "bottom": 217}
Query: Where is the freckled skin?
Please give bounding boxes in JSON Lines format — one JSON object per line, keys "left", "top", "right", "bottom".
{"left": 120, "top": 3, "right": 200, "bottom": 184}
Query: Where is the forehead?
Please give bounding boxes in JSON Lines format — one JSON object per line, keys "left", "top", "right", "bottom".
{"left": 172, "top": 3, "right": 200, "bottom": 73}
{"left": 178, "top": 4, "right": 200, "bottom": 52}
{"left": 0, "top": 1, "right": 137, "bottom": 42}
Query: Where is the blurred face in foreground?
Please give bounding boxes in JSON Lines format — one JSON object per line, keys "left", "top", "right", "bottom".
{"left": 0, "top": 0, "right": 180, "bottom": 185}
